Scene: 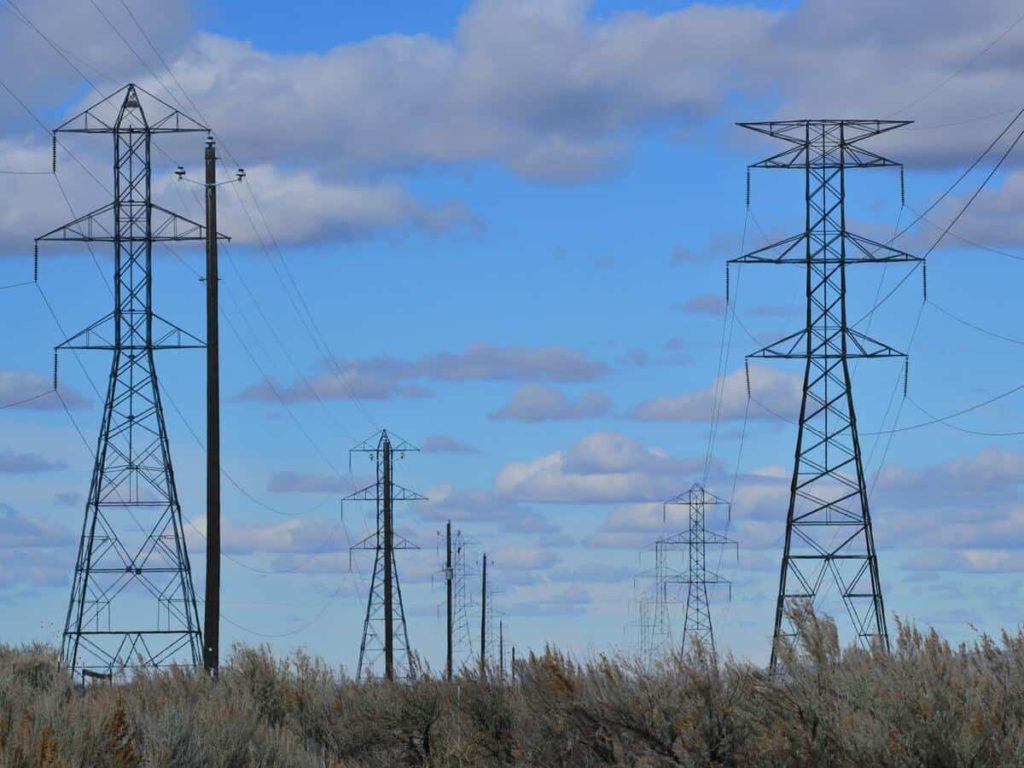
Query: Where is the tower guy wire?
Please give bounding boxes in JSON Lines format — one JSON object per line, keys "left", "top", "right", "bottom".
{"left": 729, "top": 120, "right": 922, "bottom": 672}
{"left": 36, "top": 84, "right": 225, "bottom": 682}
{"left": 346, "top": 430, "right": 425, "bottom": 681}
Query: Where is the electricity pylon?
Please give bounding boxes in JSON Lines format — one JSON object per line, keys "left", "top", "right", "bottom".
{"left": 729, "top": 120, "right": 921, "bottom": 671}
{"left": 665, "top": 485, "right": 735, "bottom": 657}
{"left": 37, "top": 84, "right": 220, "bottom": 681}
{"left": 442, "top": 522, "right": 475, "bottom": 679}
{"left": 637, "top": 484, "right": 735, "bottom": 659}
{"left": 347, "top": 430, "right": 424, "bottom": 681}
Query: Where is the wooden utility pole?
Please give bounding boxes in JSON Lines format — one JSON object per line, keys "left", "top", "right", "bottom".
{"left": 202, "top": 135, "right": 221, "bottom": 677}
{"left": 480, "top": 553, "right": 487, "bottom": 680}
{"left": 383, "top": 436, "right": 394, "bottom": 681}
{"left": 445, "top": 521, "right": 454, "bottom": 681}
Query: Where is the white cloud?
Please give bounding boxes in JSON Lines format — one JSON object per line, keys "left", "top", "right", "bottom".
{"left": 159, "top": 2, "right": 775, "bottom": 183}
{"left": 0, "top": 451, "right": 67, "bottom": 474}
{"left": 190, "top": 515, "right": 348, "bottom": 556}
{"left": 422, "top": 485, "right": 559, "bottom": 535}
{"left": 677, "top": 293, "right": 726, "bottom": 316}
{"left": 421, "top": 435, "right": 478, "bottom": 455}
{"left": 631, "top": 364, "right": 801, "bottom": 422}
{"left": 216, "top": 164, "right": 472, "bottom": 245}
{"left": 905, "top": 549, "right": 1024, "bottom": 574}
{"left": 0, "top": 504, "right": 73, "bottom": 548}
{"left": 491, "top": 385, "right": 611, "bottom": 422}
{"left": 236, "top": 344, "right": 608, "bottom": 403}
{"left": 490, "top": 545, "right": 560, "bottom": 571}
{"left": 495, "top": 432, "right": 705, "bottom": 503}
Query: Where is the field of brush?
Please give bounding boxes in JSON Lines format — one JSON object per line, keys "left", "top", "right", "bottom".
{"left": 1, "top": 610, "right": 1022, "bottom": 767}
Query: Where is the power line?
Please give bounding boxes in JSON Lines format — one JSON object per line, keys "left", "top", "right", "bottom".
{"left": 891, "top": 9, "right": 1024, "bottom": 117}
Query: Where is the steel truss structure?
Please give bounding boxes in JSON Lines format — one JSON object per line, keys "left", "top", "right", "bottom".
{"left": 451, "top": 529, "right": 475, "bottom": 669}
{"left": 38, "top": 84, "right": 220, "bottom": 681}
{"left": 638, "top": 484, "right": 735, "bottom": 659}
{"left": 730, "top": 120, "right": 921, "bottom": 671}
{"left": 346, "top": 430, "right": 424, "bottom": 681}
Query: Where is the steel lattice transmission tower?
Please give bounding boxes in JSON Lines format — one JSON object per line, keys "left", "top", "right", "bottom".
{"left": 347, "top": 430, "right": 424, "bottom": 681}
{"left": 452, "top": 532, "right": 475, "bottom": 667}
{"left": 441, "top": 523, "right": 475, "bottom": 678}
{"left": 638, "top": 484, "right": 735, "bottom": 659}
{"left": 667, "top": 485, "right": 735, "bottom": 657}
{"left": 729, "top": 120, "right": 921, "bottom": 671}
{"left": 37, "top": 84, "right": 219, "bottom": 681}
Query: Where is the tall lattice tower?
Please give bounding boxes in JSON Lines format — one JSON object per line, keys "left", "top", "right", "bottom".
{"left": 637, "top": 484, "right": 735, "bottom": 659}
{"left": 38, "top": 85, "right": 215, "bottom": 681}
{"left": 440, "top": 523, "right": 475, "bottom": 678}
{"left": 666, "top": 485, "right": 735, "bottom": 656}
{"left": 451, "top": 529, "right": 475, "bottom": 670}
{"left": 636, "top": 549, "right": 674, "bottom": 660}
{"left": 347, "top": 430, "right": 424, "bottom": 680}
{"left": 730, "top": 120, "right": 921, "bottom": 671}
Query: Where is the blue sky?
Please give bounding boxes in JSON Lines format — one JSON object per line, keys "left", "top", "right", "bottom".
{"left": 2, "top": 0, "right": 1024, "bottom": 674}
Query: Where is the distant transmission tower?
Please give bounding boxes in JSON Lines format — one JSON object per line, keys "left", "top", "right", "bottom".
{"left": 635, "top": 543, "right": 674, "bottom": 658}
{"left": 665, "top": 485, "right": 735, "bottom": 657}
{"left": 730, "top": 120, "right": 921, "bottom": 671}
{"left": 441, "top": 522, "right": 474, "bottom": 678}
{"left": 637, "top": 484, "right": 735, "bottom": 659}
{"left": 38, "top": 84, "right": 215, "bottom": 681}
{"left": 452, "top": 532, "right": 475, "bottom": 667}
{"left": 347, "top": 430, "right": 424, "bottom": 681}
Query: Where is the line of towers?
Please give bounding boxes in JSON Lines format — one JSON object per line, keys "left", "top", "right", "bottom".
{"left": 36, "top": 84, "right": 918, "bottom": 678}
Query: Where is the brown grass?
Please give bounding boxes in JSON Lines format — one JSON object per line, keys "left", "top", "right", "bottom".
{"left": 2, "top": 609, "right": 1023, "bottom": 766}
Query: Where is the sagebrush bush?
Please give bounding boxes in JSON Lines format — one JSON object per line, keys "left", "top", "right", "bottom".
{"left": 3, "top": 612, "right": 1024, "bottom": 767}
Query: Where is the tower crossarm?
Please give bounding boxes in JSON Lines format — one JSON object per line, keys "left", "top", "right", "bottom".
{"left": 730, "top": 232, "right": 921, "bottom": 265}
{"left": 54, "top": 84, "right": 208, "bottom": 135}
{"left": 36, "top": 203, "right": 228, "bottom": 244}
{"left": 747, "top": 328, "right": 906, "bottom": 360}
{"left": 54, "top": 312, "right": 205, "bottom": 352}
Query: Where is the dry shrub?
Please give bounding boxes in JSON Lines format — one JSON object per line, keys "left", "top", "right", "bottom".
{"left": 4, "top": 611, "right": 1024, "bottom": 766}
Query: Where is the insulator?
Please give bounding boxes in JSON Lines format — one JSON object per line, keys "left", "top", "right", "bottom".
{"left": 745, "top": 168, "right": 751, "bottom": 209}
{"left": 899, "top": 166, "right": 905, "bottom": 207}
{"left": 33, "top": 243, "right": 38, "bottom": 282}
{"left": 744, "top": 359, "right": 751, "bottom": 398}
{"left": 903, "top": 358, "right": 909, "bottom": 398}
{"left": 725, "top": 265, "right": 730, "bottom": 304}
{"left": 52, "top": 353, "right": 58, "bottom": 391}
{"left": 922, "top": 261, "right": 928, "bottom": 301}
{"left": 51, "top": 134, "right": 57, "bottom": 174}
